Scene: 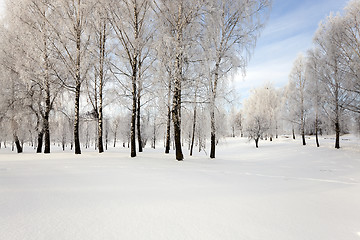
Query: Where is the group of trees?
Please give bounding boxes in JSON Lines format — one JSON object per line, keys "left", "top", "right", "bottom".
{"left": 243, "top": 0, "right": 360, "bottom": 149}
{"left": 0, "top": 0, "right": 271, "bottom": 160}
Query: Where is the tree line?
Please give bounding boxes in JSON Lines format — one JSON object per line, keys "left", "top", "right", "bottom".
{"left": 0, "top": 0, "right": 271, "bottom": 160}
{"left": 243, "top": 0, "right": 360, "bottom": 149}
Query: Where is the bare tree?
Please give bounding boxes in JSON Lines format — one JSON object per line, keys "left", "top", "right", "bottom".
{"left": 314, "top": 14, "right": 350, "bottom": 149}
{"left": 109, "top": 0, "right": 153, "bottom": 157}
{"left": 202, "top": 0, "right": 271, "bottom": 158}
{"left": 153, "top": 0, "right": 203, "bottom": 161}
{"left": 288, "top": 54, "right": 308, "bottom": 146}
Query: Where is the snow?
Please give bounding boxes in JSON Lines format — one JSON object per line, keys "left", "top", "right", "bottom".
{"left": 0, "top": 136, "right": 360, "bottom": 240}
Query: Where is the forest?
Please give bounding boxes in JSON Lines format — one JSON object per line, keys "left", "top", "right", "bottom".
{"left": 0, "top": 0, "right": 359, "bottom": 160}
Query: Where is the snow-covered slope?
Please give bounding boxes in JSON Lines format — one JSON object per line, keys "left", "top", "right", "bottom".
{"left": 0, "top": 137, "right": 359, "bottom": 240}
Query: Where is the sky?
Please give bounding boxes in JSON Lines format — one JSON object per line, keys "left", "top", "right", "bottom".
{"left": 0, "top": 0, "right": 349, "bottom": 102}
{"left": 234, "top": 0, "right": 348, "bottom": 102}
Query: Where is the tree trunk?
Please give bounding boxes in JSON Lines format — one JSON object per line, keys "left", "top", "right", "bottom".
{"left": 137, "top": 95, "right": 143, "bottom": 152}
{"left": 74, "top": 1, "right": 82, "bottom": 155}
{"left": 43, "top": 25, "right": 51, "bottom": 154}
{"left": 113, "top": 133, "right": 117, "bottom": 148}
{"left": 97, "top": 23, "right": 105, "bottom": 154}
{"left": 130, "top": 70, "right": 137, "bottom": 157}
{"left": 152, "top": 122, "right": 156, "bottom": 149}
{"left": 255, "top": 137, "right": 259, "bottom": 148}
{"left": 334, "top": 83, "right": 340, "bottom": 149}
{"left": 14, "top": 134, "right": 22, "bottom": 153}
{"left": 292, "top": 127, "right": 295, "bottom": 140}
{"left": 301, "top": 119, "right": 306, "bottom": 145}
{"left": 210, "top": 107, "right": 216, "bottom": 158}
{"left": 315, "top": 115, "right": 320, "bottom": 148}
{"left": 315, "top": 130, "right": 320, "bottom": 148}
{"left": 165, "top": 78, "right": 172, "bottom": 154}
{"left": 210, "top": 60, "right": 220, "bottom": 159}
{"left": 43, "top": 112, "right": 50, "bottom": 153}
{"left": 190, "top": 105, "right": 197, "bottom": 156}
{"left": 302, "top": 133, "right": 306, "bottom": 146}
{"left": 172, "top": 84, "right": 183, "bottom": 160}
{"left": 172, "top": 4, "right": 184, "bottom": 161}
{"left": 105, "top": 129, "right": 108, "bottom": 150}
{"left": 36, "top": 131, "right": 44, "bottom": 153}
{"left": 335, "top": 122, "right": 340, "bottom": 149}
{"left": 74, "top": 83, "right": 81, "bottom": 154}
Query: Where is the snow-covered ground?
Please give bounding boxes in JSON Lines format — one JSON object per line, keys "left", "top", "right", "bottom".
{"left": 0, "top": 136, "right": 359, "bottom": 240}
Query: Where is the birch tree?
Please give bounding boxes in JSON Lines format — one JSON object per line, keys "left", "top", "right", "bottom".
{"left": 153, "top": 0, "right": 203, "bottom": 161}
{"left": 203, "top": 0, "right": 271, "bottom": 158}
{"left": 288, "top": 54, "right": 308, "bottom": 146}
{"left": 243, "top": 86, "right": 271, "bottom": 148}
{"left": 314, "top": 14, "right": 350, "bottom": 149}
{"left": 86, "top": 2, "right": 111, "bottom": 153}
{"left": 45, "top": 0, "right": 95, "bottom": 154}
{"left": 109, "top": 0, "right": 153, "bottom": 157}
{"left": 334, "top": 0, "right": 360, "bottom": 114}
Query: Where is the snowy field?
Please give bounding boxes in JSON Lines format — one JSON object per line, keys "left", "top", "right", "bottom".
{"left": 0, "top": 136, "right": 360, "bottom": 240}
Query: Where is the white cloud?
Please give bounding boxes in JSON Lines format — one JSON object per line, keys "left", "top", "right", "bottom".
{"left": 233, "top": 0, "right": 348, "bottom": 103}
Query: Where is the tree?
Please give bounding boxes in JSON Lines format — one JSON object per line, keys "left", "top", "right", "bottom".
{"left": 13, "top": 0, "right": 64, "bottom": 154}
{"left": 287, "top": 54, "right": 309, "bottom": 146}
{"left": 307, "top": 49, "right": 325, "bottom": 147}
{"left": 86, "top": 2, "right": 111, "bottom": 153}
{"left": 45, "top": 0, "right": 95, "bottom": 154}
{"left": 243, "top": 86, "right": 271, "bottom": 148}
{"left": 153, "top": 0, "right": 203, "bottom": 161}
{"left": 332, "top": 0, "right": 360, "bottom": 114}
{"left": 202, "top": 0, "right": 271, "bottom": 158}
{"left": 314, "top": 14, "right": 350, "bottom": 149}
{"left": 109, "top": 0, "right": 153, "bottom": 157}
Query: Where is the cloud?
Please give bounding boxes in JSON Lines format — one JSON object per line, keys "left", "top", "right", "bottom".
{"left": 233, "top": 0, "right": 348, "bottom": 103}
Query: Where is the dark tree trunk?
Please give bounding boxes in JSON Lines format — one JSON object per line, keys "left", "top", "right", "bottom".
{"left": 198, "top": 138, "right": 201, "bottom": 152}
{"left": 105, "top": 130, "right": 108, "bottom": 150}
{"left": 315, "top": 117, "right": 320, "bottom": 148}
{"left": 14, "top": 135, "right": 22, "bottom": 153}
{"left": 137, "top": 96, "right": 143, "bottom": 152}
{"left": 36, "top": 131, "right": 44, "bottom": 153}
{"left": 165, "top": 106, "right": 171, "bottom": 154}
{"left": 335, "top": 122, "right": 340, "bottom": 149}
{"left": 301, "top": 118, "right": 306, "bottom": 146}
{"left": 171, "top": 3, "right": 184, "bottom": 161}
{"left": 334, "top": 85, "right": 340, "bottom": 149}
{"left": 152, "top": 122, "right": 156, "bottom": 149}
{"left": 210, "top": 105, "right": 216, "bottom": 159}
{"left": 255, "top": 137, "right": 259, "bottom": 148}
{"left": 44, "top": 113, "right": 50, "bottom": 154}
{"left": 74, "top": 3, "right": 82, "bottom": 155}
{"left": 172, "top": 85, "right": 183, "bottom": 161}
{"left": 98, "top": 21, "right": 106, "bottom": 154}
{"left": 74, "top": 83, "right": 81, "bottom": 154}
{"left": 292, "top": 127, "right": 295, "bottom": 140}
{"left": 315, "top": 131, "right": 320, "bottom": 148}
{"left": 130, "top": 71, "right": 137, "bottom": 157}
{"left": 43, "top": 29, "right": 51, "bottom": 154}
{"left": 98, "top": 103, "right": 104, "bottom": 153}
{"left": 302, "top": 133, "right": 306, "bottom": 146}
{"left": 190, "top": 106, "right": 197, "bottom": 156}
{"left": 113, "top": 133, "right": 117, "bottom": 148}
{"left": 165, "top": 76, "right": 172, "bottom": 154}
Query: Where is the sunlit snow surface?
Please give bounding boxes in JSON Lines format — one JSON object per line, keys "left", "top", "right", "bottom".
{"left": 0, "top": 136, "right": 359, "bottom": 240}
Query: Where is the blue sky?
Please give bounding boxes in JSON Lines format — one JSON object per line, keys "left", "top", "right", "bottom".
{"left": 234, "top": 0, "right": 348, "bottom": 101}
{"left": 0, "top": 0, "right": 348, "bottom": 101}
